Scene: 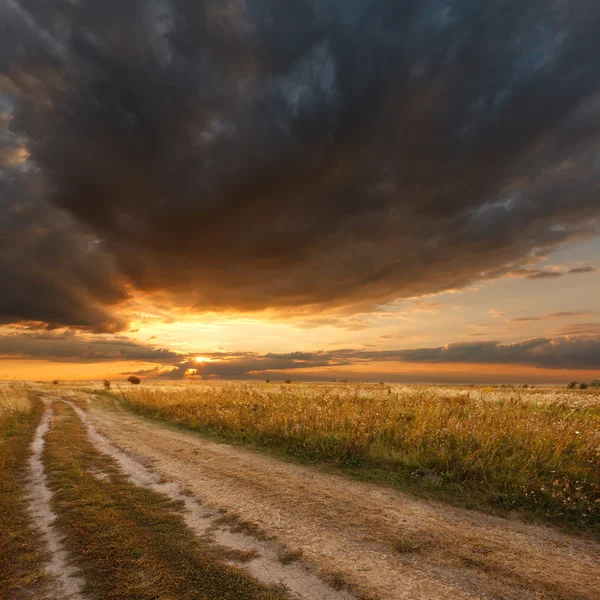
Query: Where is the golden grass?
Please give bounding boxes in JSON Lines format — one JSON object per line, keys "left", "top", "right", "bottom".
{"left": 0, "top": 383, "right": 32, "bottom": 419}
{"left": 109, "top": 382, "right": 600, "bottom": 533}
{"left": 43, "top": 401, "right": 290, "bottom": 600}
{"left": 0, "top": 387, "right": 49, "bottom": 599}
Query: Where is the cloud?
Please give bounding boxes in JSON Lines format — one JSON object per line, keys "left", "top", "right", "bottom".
{"left": 2, "top": 1, "right": 600, "bottom": 328}
{"left": 0, "top": 118, "right": 129, "bottom": 332}
{"left": 508, "top": 311, "right": 594, "bottom": 323}
{"left": 0, "top": 331, "right": 180, "bottom": 363}
{"left": 135, "top": 332, "right": 600, "bottom": 379}
{"left": 384, "top": 338, "right": 600, "bottom": 370}
{"left": 3, "top": 326, "right": 600, "bottom": 375}
{"left": 508, "top": 268, "right": 563, "bottom": 280}
{"left": 527, "top": 271, "right": 564, "bottom": 280}
{"left": 508, "top": 266, "right": 595, "bottom": 280}
{"left": 510, "top": 317, "right": 542, "bottom": 322}
{"left": 552, "top": 322, "right": 600, "bottom": 336}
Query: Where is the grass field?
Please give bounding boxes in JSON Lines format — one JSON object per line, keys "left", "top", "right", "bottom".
{"left": 106, "top": 382, "right": 600, "bottom": 534}
{"left": 0, "top": 384, "right": 48, "bottom": 599}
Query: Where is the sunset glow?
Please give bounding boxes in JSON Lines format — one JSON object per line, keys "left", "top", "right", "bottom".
{"left": 1, "top": 2, "right": 600, "bottom": 385}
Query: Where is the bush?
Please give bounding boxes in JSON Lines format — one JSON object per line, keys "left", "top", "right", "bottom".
{"left": 567, "top": 381, "right": 579, "bottom": 389}
{"left": 579, "top": 382, "right": 588, "bottom": 390}
{"left": 103, "top": 380, "right": 111, "bottom": 390}
{"left": 52, "top": 380, "right": 59, "bottom": 385}
{"left": 127, "top": 376, "right": 141, "bottom": 385}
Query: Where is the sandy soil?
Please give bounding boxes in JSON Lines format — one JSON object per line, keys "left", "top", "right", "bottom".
{"left": 66, "top": 400, "right": 356, "bottom": 600}
{"left": 83, "top": 396, "right": 600, "bottom": 600}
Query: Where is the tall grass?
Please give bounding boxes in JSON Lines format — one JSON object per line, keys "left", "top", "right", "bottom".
{"left": 0, "top": 383, "right": 32, "bottom": 420}
{"left": 114, "top": 383, "right": 600, "bottom": 533}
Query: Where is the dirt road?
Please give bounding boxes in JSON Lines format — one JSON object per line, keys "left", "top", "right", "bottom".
{"left": 84, "top": 395, "right": 599, "bottom": 600}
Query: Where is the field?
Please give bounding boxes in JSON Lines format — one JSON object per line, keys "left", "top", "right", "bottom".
{"left": 2, "top": 381, "right": 600, "bottom": 600}
{"left": 109, "top": 382, "right": 600, "bottom": 533}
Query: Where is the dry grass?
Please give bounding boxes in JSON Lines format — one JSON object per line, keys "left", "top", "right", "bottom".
{"left": 392, "top": 538, "right": 421, "bottom": 555}
{"left": 106, "top": 382, "right": 600, "bottom": 534}
{"left": 43, "top": 401, "right": 290, "bottom": 600}
{"left": 213, "top": 510, "right": 271, "bottom": 541}
{"left": 0, "top": 385, "right": 49, "bottom": 599}
{"left": 277, "top": 549, "right": 303, "bottom": 565}
{"left": 0, "top": 383, "right": 32, "bottom": 418}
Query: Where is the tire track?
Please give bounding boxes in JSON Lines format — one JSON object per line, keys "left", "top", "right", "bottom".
{"left": 26, "top": 401, "right": 87, "bottom": 600}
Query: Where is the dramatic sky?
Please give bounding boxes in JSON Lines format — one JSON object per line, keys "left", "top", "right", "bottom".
{"left": 2, "top": 0, "right": 600, "bottom": 383}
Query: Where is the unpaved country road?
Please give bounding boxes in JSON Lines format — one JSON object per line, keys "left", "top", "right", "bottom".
{"left": 85, "top": 396, "right": 600, "bottom": 600}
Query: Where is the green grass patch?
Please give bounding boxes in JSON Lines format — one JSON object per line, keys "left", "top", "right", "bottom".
{"left": 43, "top": 401, "right": 290, "bottom": 600}
{"left": 99, "top": 382, "right": 600, "bottom": 535}
{"left": 0, "top": 389, "right": 49, "bottom": 599}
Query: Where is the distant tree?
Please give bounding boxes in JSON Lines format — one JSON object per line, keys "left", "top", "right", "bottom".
{"left": 103, "top": 380, "right": 111, "bottom": 391}
{"left": 579, "top": 382, "right": 588, "bottom": 390}
{"left": 52, "top": 380, "right": 59, "bottom": 385}
{"left": 265, "top": 379, "right": 270, "bottom": 384}
{"left": 127, "top": 375, "right": 141, "bottom": 385}
{"left": 285, "top": 379, "right": 293, "bottom": 384}
{"left": 590, "top": 379, "right": 600, "bottom": 388}
{"left": 567, "top": 381, "right": 579, "bottom": 389}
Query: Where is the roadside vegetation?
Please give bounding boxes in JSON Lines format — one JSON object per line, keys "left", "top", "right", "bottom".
{"left": 107, "top": 382, "right": 600, "bottom": 534}
{"left": 0, "top": 384, "right": 49, "bottom": 599}
{"left": 43, "top": 401, "right": 289, "bottom": 600}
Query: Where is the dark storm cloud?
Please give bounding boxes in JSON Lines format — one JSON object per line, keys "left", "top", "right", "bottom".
{"left": 0, "top": 331, "right": 180, "bottom": 362}
{"left": 0, "top": 102, "right": 128, "bottom": 331}
{"left": 2, "top": 0, "right": 600, "bottom": 324}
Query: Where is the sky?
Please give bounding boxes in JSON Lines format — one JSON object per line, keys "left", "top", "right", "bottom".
{"left": 2, "top": 0, "right": 600, "bottom": 384}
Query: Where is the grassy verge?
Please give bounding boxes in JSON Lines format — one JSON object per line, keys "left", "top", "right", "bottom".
{"left": 43, "top": 401, "right": 289, "bottom": 600}
{"left": 102, "top": 383, "right": 600, "bottom": 535}
{"left": 0, "top": 385, "right": 49, "bottom": 599}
